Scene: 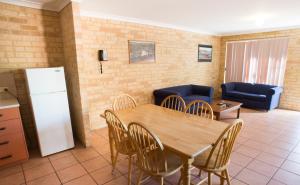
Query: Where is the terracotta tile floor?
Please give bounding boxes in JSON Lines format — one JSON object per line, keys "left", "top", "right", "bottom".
{"left": 1, "top": 108, "right": 300, "bottom": 185}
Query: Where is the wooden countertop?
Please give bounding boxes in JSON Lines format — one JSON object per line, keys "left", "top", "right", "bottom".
{"left": 0, "top": 92, "right": 20, "bottom": 109}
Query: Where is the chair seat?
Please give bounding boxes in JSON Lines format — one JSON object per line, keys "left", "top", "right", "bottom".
{"left": 192, "top": 149, "right": 225, "bottom": 171}
{"left": 158, "top": 151, "right": 183, "bottom": 176}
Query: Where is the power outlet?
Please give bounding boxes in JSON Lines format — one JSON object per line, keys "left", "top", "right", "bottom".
{"left": 0, "top": 87, "right": 8, "bottom": 93}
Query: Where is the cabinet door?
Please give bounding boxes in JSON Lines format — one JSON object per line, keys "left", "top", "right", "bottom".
{"left": 0, "top": 133, "right": 28, "bottom": 166}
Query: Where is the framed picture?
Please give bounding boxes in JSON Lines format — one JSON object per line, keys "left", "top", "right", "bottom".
{"left": 128, "top": 40, "right": 155, "bottom": 64}
{"left": 198, "top": 44, "right": 212, "bottom": 62}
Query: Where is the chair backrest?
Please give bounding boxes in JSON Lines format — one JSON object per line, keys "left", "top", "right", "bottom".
{"left": 128, "top": 122, "right": 167, "bottom": 174}
{"left": 113, "top": 94, "right": 137, "bottom": 111}
{"left": 160, "top": 95, "right": 186, "bottom": 112}
{"left": 204, "top": 119, "right": 243, "bottom": 170}
{"left": 185, "top": 100, "right": 214, "bottom": 119}
{"left": 104, "top": 110, "right": 132, "bottom": 154}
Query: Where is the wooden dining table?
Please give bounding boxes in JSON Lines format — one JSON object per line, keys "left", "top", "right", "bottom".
{"left": 111, "top": 104, "right": 229, "bottom": 185}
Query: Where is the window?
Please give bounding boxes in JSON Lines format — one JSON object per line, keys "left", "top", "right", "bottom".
{"left": 225, "top": 37, "right": 289, "bottom": 86}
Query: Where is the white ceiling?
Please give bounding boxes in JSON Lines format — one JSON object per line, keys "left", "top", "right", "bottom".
{"left": 2, "top": 0, "right": 300, "bottom": 35}
{"left": 79, "top": 0, "right": 300, "bottom": 35}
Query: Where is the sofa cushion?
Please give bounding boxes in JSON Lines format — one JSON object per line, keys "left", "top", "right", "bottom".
{"left": 227, "top": 91, "right": 266, "bottom": 101}
{"left": 241, "top": 92, "right": 267, "bottom": 101}
{"left": 233, "top": 82, "right": 276, "bottom": 95}
{"left": 183, "top": 95, "right": 211, "bottom": 104}
{"left": 163, "top": 85, "right": 192, "bottom": 96}
{"left": 226, "top": 90, "right": 244, "bottom": 99}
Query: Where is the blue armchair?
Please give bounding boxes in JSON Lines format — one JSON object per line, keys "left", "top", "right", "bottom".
{"left": 221, "top": 82, "right": 283, "bottom": 110}
{"left": 153, "top": 85, "right": 214, "bottom": 106}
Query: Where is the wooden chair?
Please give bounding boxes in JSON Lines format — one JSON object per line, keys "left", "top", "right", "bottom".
{"left": 160, "top": 95, "right": 186, "bottom": 112}
{"left": 104, "top": 110, "right": 136, "bottom": 185}
{"left": 185, "top": 100, "right": 214, "bottom": 119}
{"left": 190, "top": 119, "right": 244, "bottom": 185}
{"left": 113, "top": 94, "right": 137, "bottom": 111}
{"left": 128, "top": 122, "right": 183, "bottom": 185}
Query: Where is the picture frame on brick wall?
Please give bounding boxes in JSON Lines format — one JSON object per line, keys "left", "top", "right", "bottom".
{"left": 128, "top": 40, "right": 156, "bottom": 64}
{"left": 198, "top": 44, "right": 212, "bottom": 62}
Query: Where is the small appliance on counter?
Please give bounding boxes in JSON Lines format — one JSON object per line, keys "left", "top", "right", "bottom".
{"left": 25, "top": 67, "right": 74, "bottom": 157}
{"left": 0, "top": 72, "right": 29, "bottom": 167}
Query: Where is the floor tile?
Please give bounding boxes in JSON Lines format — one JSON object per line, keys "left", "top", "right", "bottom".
{"left": 26, "top": 173, "right": 61, "bottom": 185}
{"left": 236, "top": 168, "right": 270, "bottom": 185}
{"left": 0, "top": 165, "right": 22, "bottom": 178}
{"left": 228, "top": 162, "right": 244, "bottom": 177}
{"left": 48, "top": 150, "right": 73, "bottom": 161}
{"left": 90, "top": 165, "right": 122, "bottom": 185}
{"left": 263, "top": 146, "right": 290, "bottom": 158}
{"left": 24, "top": 162, "right": 54, "bottom": 182}
{"left": 63, "top": 174, "right": 96, "bottom": 185}
{"left": 267, "top": 179, "right": 286, "bottom": 185}
{"left": 281, "top": 160, "right": 300, "bottom": 175}
{"left": 93, "top": 143, "right": 111, "bottom": 155}
{"left": 236, "top": 145, "right": 262, "bottom": 158}
{"left": 247, "top": 160, "right": 278, "bottom": 177}
{"left": 104, "top": 176, "right": 128, "bottom": 185}
{"left": 273, "top": 169, "right": 300, "bottom": 185}
{"left": 231, "top": 178, "right": 248, "bottom": 185}
{"left": 72, "top": 148, "right": 99, "bottom": 162}
{"left": 270, "top": 140, "right": 295, "bottom": 151}
{"left": 57, "top": 164, "right": 87, "bottom": 183}
{"left": 293, "top": 146, "right": 300, "bottom": 154}
{"left": 51, "top": 155, "right": 78, "bottom": 171}
{"left": 81, "top": 156, "right": 110, "bottom": 173}
{"left": 243, "top": 140, "right": 268, "bottom": 151}
{"left": 0, "top": 172, "right": 25, "bottom": 185}
{"left": 22, "top": 157, "right": 49, "bottom": 170}
{"left": 287, "top": 152, "right": 300, "bottom": 163}
{"left": 230, "top": 152, "right": 253, "bottom": 167}
{"left": 256, "top": 153, "right": 285, "bottom": 167}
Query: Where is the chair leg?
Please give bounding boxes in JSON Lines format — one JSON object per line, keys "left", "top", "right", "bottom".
{"left": 128, "top": 155, "right": 132, "bottom": 185}
{"left": 224, "top": 169, "right": 231, "bottom": 185}
{"left": 111, "top": 151, "right": 119, "bottom": 174}
{"left": 160, "top": 177, "right": 164, "bottom": 185}
{"left": 177, "top": 168, "right": 183, "bottom": 185}
{"left": 220, "top": 171, "right": 225, "bottom": 185}
{"left": 136, "top": 170, "right": 143, "bottom": 185}
{"left": 198, "top": 169, "right": 202, "bottom": 177}
{"left": 207, "top": 172, "right": 212, "bottom": 185}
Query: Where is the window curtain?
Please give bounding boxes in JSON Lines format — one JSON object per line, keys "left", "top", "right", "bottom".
{"left": 225, "top": 38, "right": 289, "bottom": 86}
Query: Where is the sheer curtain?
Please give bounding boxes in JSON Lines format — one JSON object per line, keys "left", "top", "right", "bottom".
{"left": 225, "top": 38, "right": 289, "bottom": 86}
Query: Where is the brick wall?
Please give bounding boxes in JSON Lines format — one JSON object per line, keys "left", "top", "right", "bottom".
{"left": 2, "top": 1, "right": 300, "bottom": 147}
{"left": 80, "top": 17, "right": 222, "bottom": 129}
{"left": 59, "top": 2, "right": 91, "bottom": 146}
{"left": 219, "top": 29, "right": 300, "bottom": 111}
{"left": 0, "top": 2, "right": 64, "bottom": 148}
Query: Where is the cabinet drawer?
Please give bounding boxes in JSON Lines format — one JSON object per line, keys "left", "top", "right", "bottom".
{"left": 0, "top": 108, "right": 20, "bottom": 122}
{"left": 0, "top": 119, "right": 22, "bottom": 137}
{"left": 0, "top": 133, "right": 28, "bottom": 166}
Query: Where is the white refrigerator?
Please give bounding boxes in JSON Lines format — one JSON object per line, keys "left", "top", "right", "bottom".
{"left": 25, "top": 67, "right": 74, "bottom": 156}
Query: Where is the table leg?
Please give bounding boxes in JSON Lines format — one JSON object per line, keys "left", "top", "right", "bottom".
{"left": 182, "top": 157, "right": 194, "bottom": 185}
{"left": 216, "top": 113, "right": 220, "bottom": 120}
{"left": 237, "top": 108, "right": 241, "bottom": 119}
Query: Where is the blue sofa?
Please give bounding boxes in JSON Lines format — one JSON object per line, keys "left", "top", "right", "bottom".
{"left": 153, "top": 85, "right": 214, "bottom": 106}
{"left": 221, "top": 82, "right": 283, "bottom": 110}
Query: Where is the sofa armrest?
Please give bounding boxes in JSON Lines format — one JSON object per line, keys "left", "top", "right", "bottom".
{"left": 221, "top": 83, "right": 235, "bottom": 93}
{"left": 153, "top": 90, "right": 179, "bottom": 97}
{"left": 153, "top": 90, "right": 180, "bottom": 105}
{"left": 191, "top": 85, "right": 214, "bottom": 98}
{"left": 268, "top": 87, "right": 283, "bottom": 96}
